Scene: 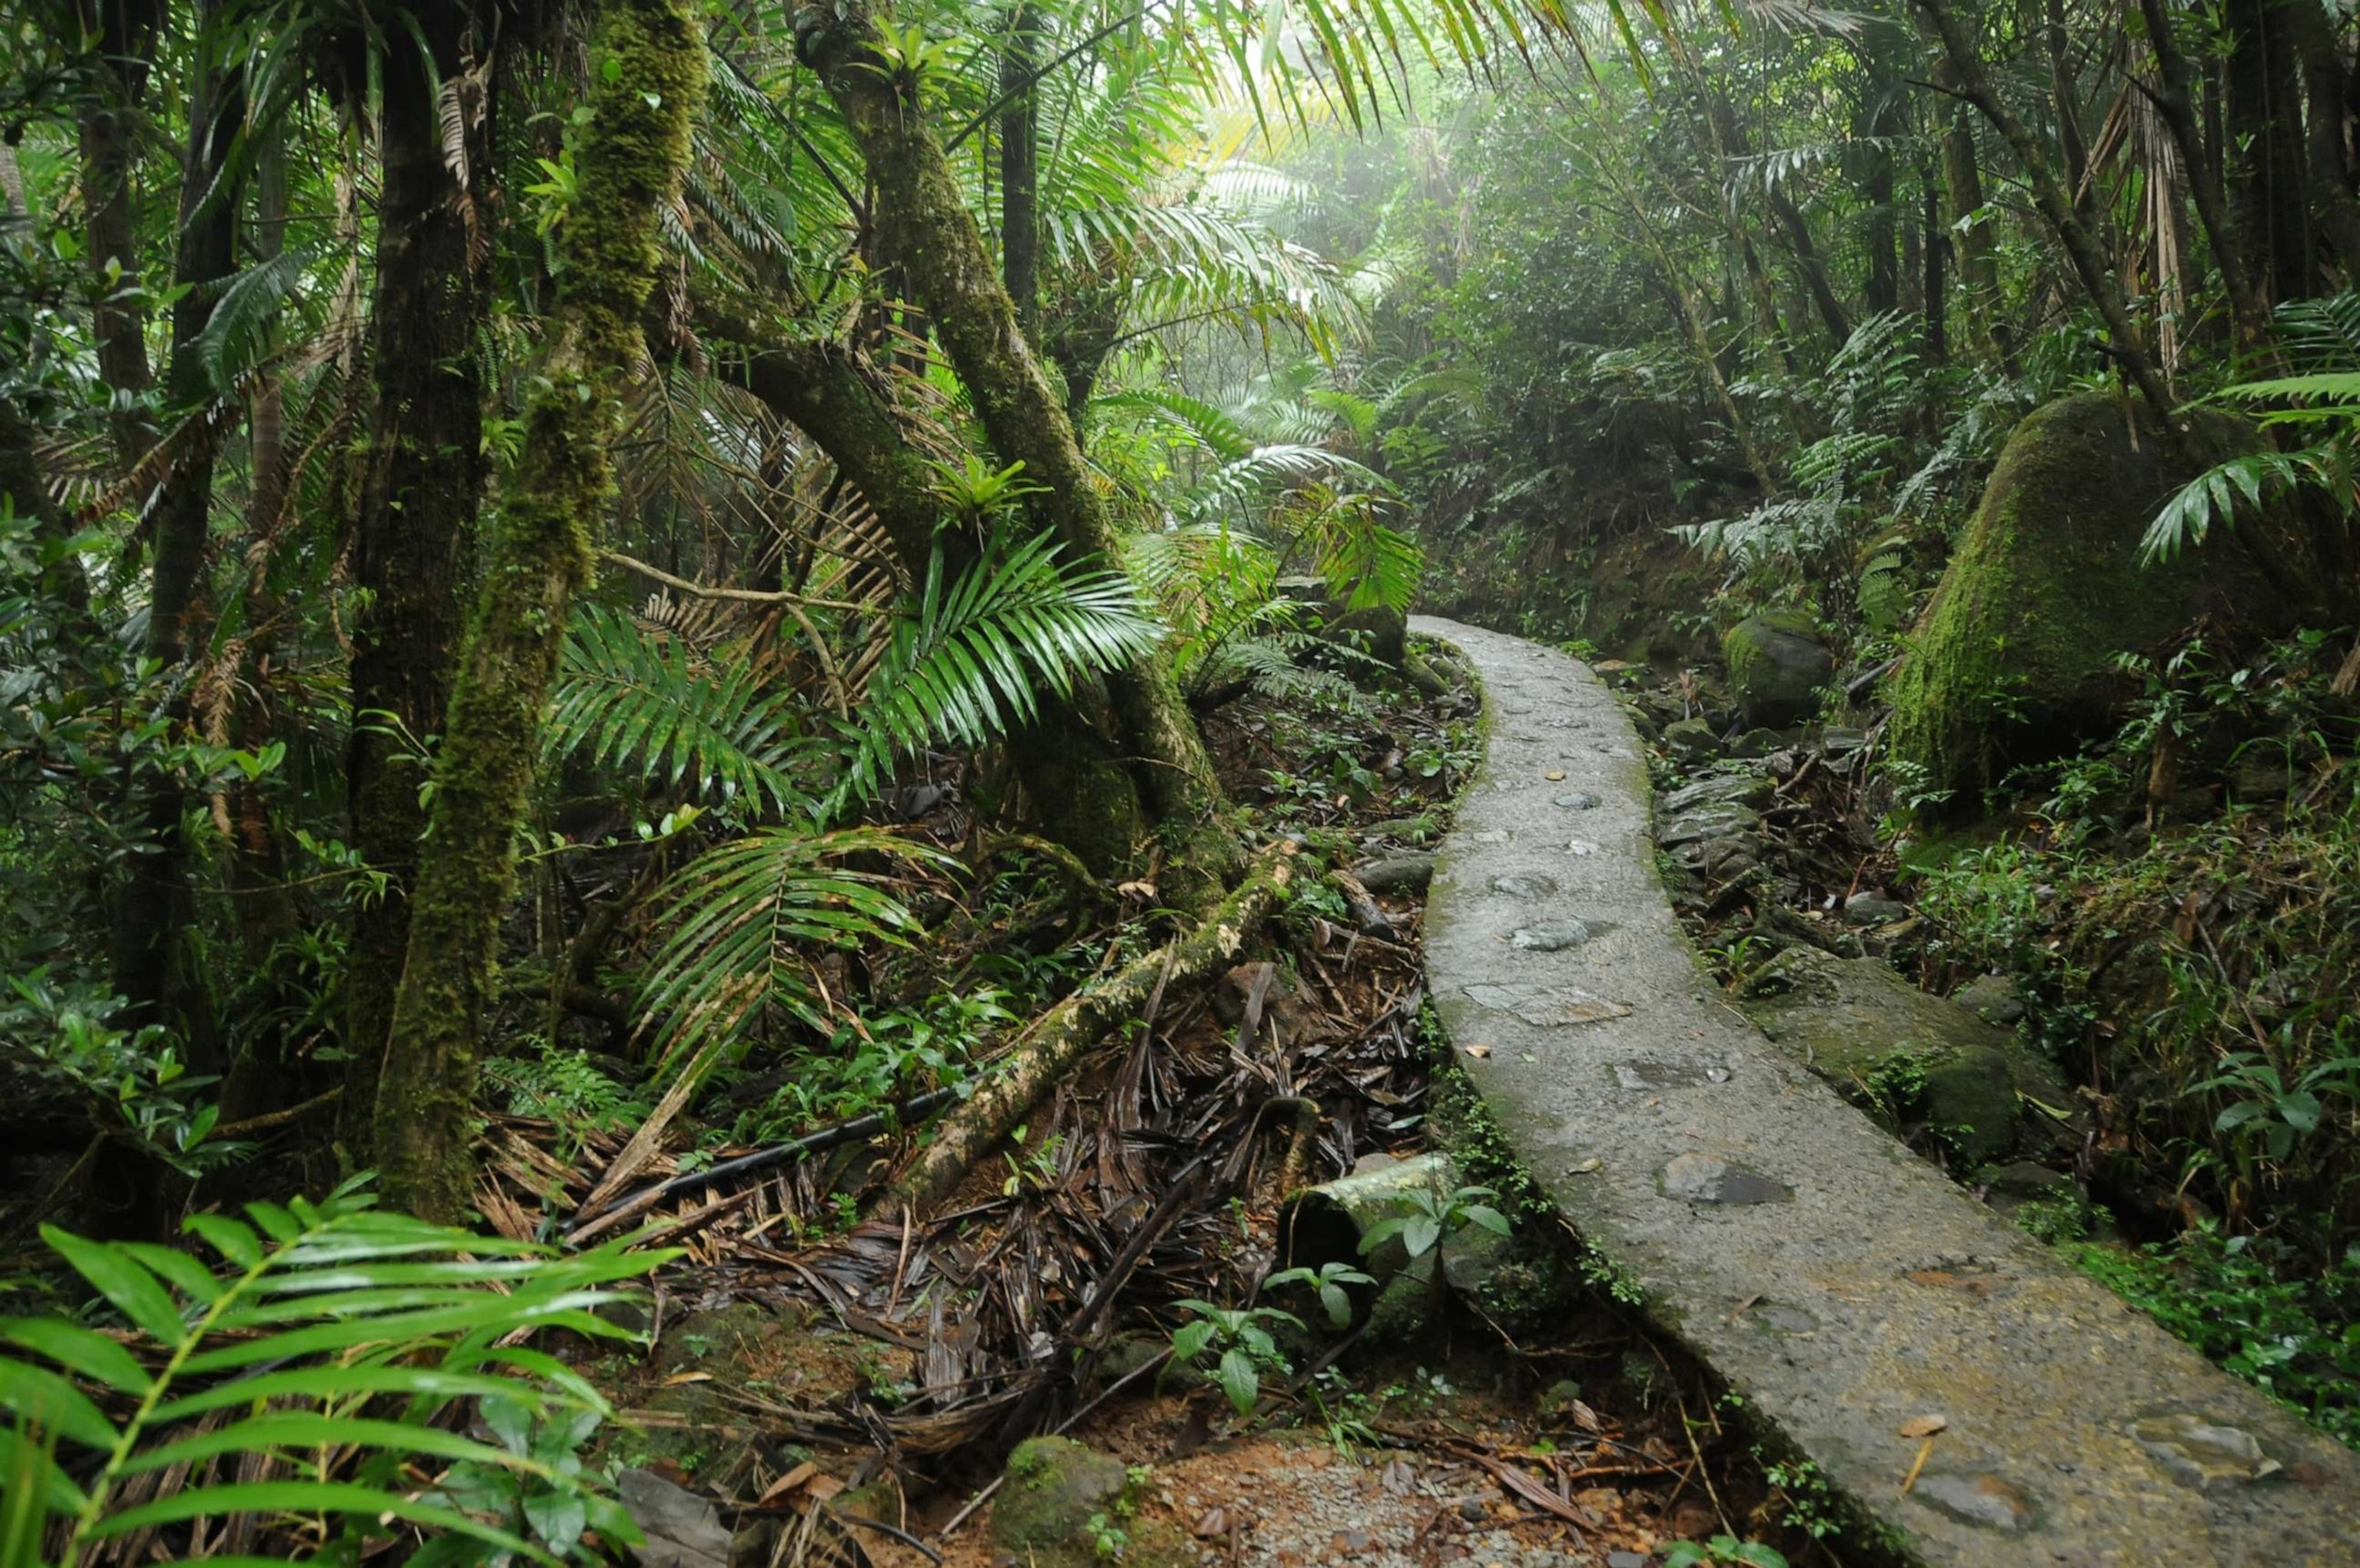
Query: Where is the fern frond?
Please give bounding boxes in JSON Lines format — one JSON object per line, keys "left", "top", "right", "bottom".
{"left": 2, "top": 1183, "right": 664, "bottom": 1563}
{"left": 545, "top": 606, "right": 809, "bottom": 812}
{"left": 195, "top": 240, "right": 332, "bottom": 394}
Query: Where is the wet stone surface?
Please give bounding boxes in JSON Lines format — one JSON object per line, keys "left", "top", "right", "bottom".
{"left": 1659, "top": 1152, "right": 1792, "bottom": 1205}
{"left": 1612, "top": 1058, "right": 1731, "bottom": 1090}
{"left": 2132, "top": 1412, "right": 2284, "bottom": 1490}
{"left": 1510, "top": 922, "right": 1591, "bottom": 952}
{"left": 1463, "top": 982, "right": 1632, "bottom": 1028}
{"left": 1490, "top": 873, "right": 1559, "bottom": 899}
{"left": 1912, "top": 1473, "right": 2037, "bottom": 1532}
{"left": 1413, "top": 615, "right": 2360, "bottom": 1566}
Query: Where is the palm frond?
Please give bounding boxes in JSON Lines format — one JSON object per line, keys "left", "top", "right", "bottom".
{"left": 2, "top": 1182, "right": 663, "bottom": 1564}
{"left": 635, "top": 827, "right": 943, "bottom": 1069}
{"left": 545, "top": 605, "right": 810, "bottom": 813}
{"left": 839, "top": 533, "right": 1165, "bottom": 801}
{"left": 2142, "top": 446, "right": 2355, "bottom": 562}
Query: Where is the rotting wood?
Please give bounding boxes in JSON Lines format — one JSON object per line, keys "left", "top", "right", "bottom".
{"left": 887, "top": 844, "right": 1298, "bottom": 1214}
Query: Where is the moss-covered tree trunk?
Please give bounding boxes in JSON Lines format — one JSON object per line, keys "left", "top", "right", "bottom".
{"left": 75, "top": 0, "right": 159, "bottom": 467}
{"left": 794, "top": 0, "right": 1243, "bottom": 903}
{"left": 373, "top": 0, "right": 702, "bottom": 1221}
{"left": 343, "top": 0, "right": 492, "bottom": 1157}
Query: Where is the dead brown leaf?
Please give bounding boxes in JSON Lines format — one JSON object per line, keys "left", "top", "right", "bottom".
{"left": 1898, "top": 1414, "right": 1948, "bottom": 1439}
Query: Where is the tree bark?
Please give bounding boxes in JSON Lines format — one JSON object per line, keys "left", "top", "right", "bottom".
{"left": 1937, "top": 61, "right": 2004, "bottom": 363}
{"left": 889, "top": 845, "right": 1295, "bottom": 1214}
{"left": 2281, "top": 0, "right": 2360, "bottom": 287}
{"left": 1915, "top": 0, "right": 2179, "bottom": 428}
{"left": 343, "top": 0, "right": 492, "bottom": 1152}
{"left": 373, "top": 0, "right": 703, "bottom": 1221}
{"left": 75, "top": 0, "right": 160, "bottom": 467}
{"left": 2223, "top": 0, "right": 2313, "bottom": 303}
{"left": 1000, "top": 4, "right": 1042, "bottom": 333}
{"left": 110, "top": 2, "right": 243, "bottom": 1059}
{"left": 796, "top": 0, "right": 1243, "bottom": 905}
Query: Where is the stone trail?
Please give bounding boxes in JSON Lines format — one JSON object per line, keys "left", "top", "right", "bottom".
{"left": 1410, "top": 615, "right": 2360, "bottom": 1567}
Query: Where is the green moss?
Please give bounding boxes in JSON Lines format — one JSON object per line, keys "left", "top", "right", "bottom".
{"left": 1886, "top": 393, "right": 2263, "bottom": 801}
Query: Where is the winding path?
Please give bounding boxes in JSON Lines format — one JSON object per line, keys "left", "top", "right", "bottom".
{"left": 1410, "top": 616, "right": 2360, "bottom": 1567}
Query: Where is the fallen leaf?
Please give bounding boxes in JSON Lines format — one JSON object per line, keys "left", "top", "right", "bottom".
{"left": 1462, "top": 1043, "right": 1493, "bottom": 1058}
{"left": 1381, "top": 1458, "right": 1416, "bottom": 1496}
{"left": 756, "top": 1463, "right": 817, "bottom": 1504}
{"left": 1189, "top": 1507, "right": 1228, "bottom": 1538}
{"left": 1545, "top": 770, "right": 1566, "bottom": 781}
{"left": 662, "top": 1371, "right": 713, "bottom": 1386}
{"left": 1898, "top": 1414, "right": 1948, "bottom": 1439}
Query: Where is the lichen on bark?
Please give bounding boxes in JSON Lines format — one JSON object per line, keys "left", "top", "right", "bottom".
{"left": 373, "top": 0, "right": 703, "bottom": 1220}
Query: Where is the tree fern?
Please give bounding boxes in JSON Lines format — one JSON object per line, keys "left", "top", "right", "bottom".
{"left": 1, "top": 1181, "right": 665, "bottom": 1565}
{"left": 837, "top": 533, "right": 1165, "bottom": 804}
{"left": 545, "top": 605, "right": 810, "bottom": 813}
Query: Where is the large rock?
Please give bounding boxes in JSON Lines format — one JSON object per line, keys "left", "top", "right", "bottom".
{"left": 1737, "top": 945, "right": 2070, "bottom": 1165}
{"left": 1886, "top": 393, "right": 2282, "bottom": 800}
{"left": 1722, "top": 613, "right": 1835, "bottom": 728}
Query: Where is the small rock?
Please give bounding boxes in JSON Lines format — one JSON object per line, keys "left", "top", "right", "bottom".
{"left": 1553, "top": 790, "right": 1603, "bottom": 810}
{"left": 992, "top": 1437, "right": 1132, "bottom": 1558}
{"left": 1662, "top": 772, "right": 1772, "bottom": 813}
{"left": 1354, "top": 854, "right": 1437, "bottom": 894}
{"left": 1490, "top": 873, "right": 1560, "bottom": 899}
{"left": 619, "top": 1469, "right": 733, "bottom": 1568}
{"left": 1608, "top": 1553, "right": 1649, "bottom": 1568}
{"left": 1843, "top": 890, "right": 1910, "bottom": 925}
{"left": 1657, "top": 802, "right": 1762, "bottom": 847}
{"left": 1662, "top": 717, "right": 1719, "bottom": 764}
{"left": 1723, "top": 612, "right": 1835, "bottom": 729}
{"left": 2230, "top": 752, "right": 2295, "bottom": 801}
{"left": 1511, "top": 922, "right": 1590, "bottom": 952}
{"left": 1725, "top": 726, "right": 1791, "bottom": 759}
{"left": 1980, "top": 1161, "right": 2072, "bottom": 1206}
{"left": 1954, "top": 973, "right": 2026, "bottom": 1026}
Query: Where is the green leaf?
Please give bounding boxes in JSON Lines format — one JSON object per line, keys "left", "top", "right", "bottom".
{"left": 121, "top": 1413, "right": 546, "bottom": 1480}
{"left": 86, "top": 1480, "right": 551, "bottom": 1561}
{"left": 525, "top": 1487, "right": 589, "bottom": 1548}
{"left": 1401, "top": 1216, "right": 1441, "bottom": 1258}
{"left": 1169, "top": 1319, "right": 1217, "bottom": 1363}
{"left": 0, "top": 1359, "right": 120, "bottom": 1450}
{"left": 184, "top": 1212, "right": 264, "bottom": 1270}
{"left": 2, "top": 1317, "right": 151, "bottom": 1394}
{"left": 41, "top": 1228, "right": 186, "bottom": 1343}
{"left": 1215, "top": 1348, "right": 1260, "bottom": 1418}
{"left": 1318, "top": 1284, "right": 1352, "bottom": 1328}
{"left": 1357, "top": 1217, "right": 1407, "bottom": 1255}
{"left": 1457, "top": 1205, "right": 1512, "bottom": 1236}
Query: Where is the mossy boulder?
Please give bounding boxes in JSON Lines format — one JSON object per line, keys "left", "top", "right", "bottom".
{"left": 991, "top": 1438, "right": 1188, "bottom": 1568}
{"left": 1885, "top": 393, "right": 2276, "bottom": 800}
{"left": 1738, "top": 946, "right": 2070, "bottom": 1166}
{"left": 1722, "top": 612, "right": 1835, "bottom": 728}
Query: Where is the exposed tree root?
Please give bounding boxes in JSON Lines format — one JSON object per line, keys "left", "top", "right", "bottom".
{"left": 887, "top": 844, "right": 1298, "bottom": 1214}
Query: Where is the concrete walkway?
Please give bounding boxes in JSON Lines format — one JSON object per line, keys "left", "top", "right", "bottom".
{"left": 1410, "top": 617, "right": 2360, "bottom": 1567}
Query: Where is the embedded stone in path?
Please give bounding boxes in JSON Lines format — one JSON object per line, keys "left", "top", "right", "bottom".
{"left": 1410, "top": 615, "right": 2360, "bottom": 1567}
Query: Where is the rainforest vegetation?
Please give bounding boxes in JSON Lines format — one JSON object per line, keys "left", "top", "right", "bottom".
{"left": 5, "top": 0, "right": 2360, "bottom": 1557}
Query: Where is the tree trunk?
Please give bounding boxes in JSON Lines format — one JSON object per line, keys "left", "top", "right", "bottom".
{"left": 75, "top": 0, "right": 159, "bottom": 467}
{"left": 1923, "top": 166, "right": 1947, "bottom": 361}
{"left": 1915, "top": 0, "right": 2179, "bottom": 428}
{"left": 343, "top": 0, "right": 492, "bottom": 1153}
{"left": 1937, "top": 61, "right": 2004, "bottom": 363}
{"left": 1000, "top": 4, "right": 1042, "bottom": 334}
{"left": 796, "top": 1, "right": 1243, "bottom": 906}
{"left": 2224, "top": 0, "right": 2313, "bottom": 303}
{"left": 110, "top": 3, "right": 243, "bottom": 1059}
{"left": 2138, "top": 0, "right": 2272, "bottom": 353}
{"left": 2047, "top": 0, "right": 2093, "bottom": 214}
{"left": 2281, "top": 0, "right": 2360, "bottom": 287}
{"left": 373, "top": 0, "right": 703, "bottom": 1221}
{"left": 1862, "top": 90, "right": 1901, "bottom": 316}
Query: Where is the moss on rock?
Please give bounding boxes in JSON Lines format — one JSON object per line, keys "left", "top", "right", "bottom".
{"left": 1722, "top": 612, "right": 1835, "bottom": 728}
{"left": 1885, "top": 393, "right": 2272, "bottom": 802}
